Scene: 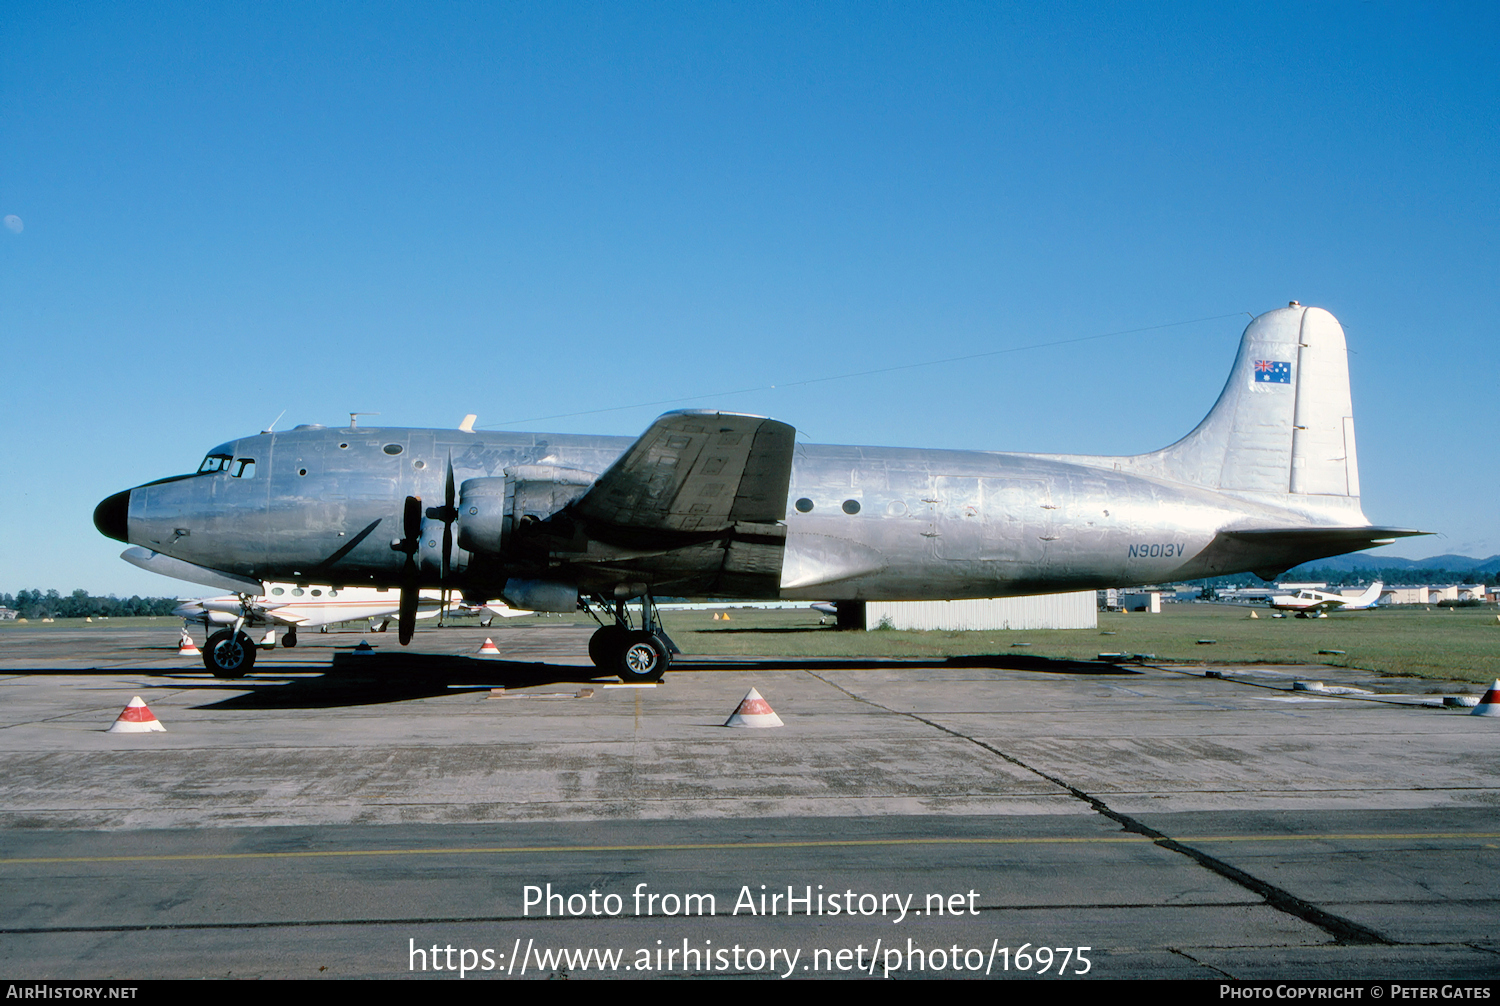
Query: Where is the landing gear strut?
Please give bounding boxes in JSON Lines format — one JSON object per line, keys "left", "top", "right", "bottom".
{"left": 585, "top": 594, "right": 676, "bottom": 683}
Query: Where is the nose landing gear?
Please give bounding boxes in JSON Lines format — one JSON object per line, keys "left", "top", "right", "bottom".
{"left": 203, "top": 629, "right": 256, "bottom": 678}
{"left": 203, "top": 594, "right": 259, "bottom": 678}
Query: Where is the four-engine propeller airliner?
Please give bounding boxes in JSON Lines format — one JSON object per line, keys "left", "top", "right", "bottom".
{"left": 96, "top": 303, "right": 1422, "bottom": 680}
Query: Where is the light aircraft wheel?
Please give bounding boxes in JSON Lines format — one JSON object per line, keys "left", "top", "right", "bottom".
{"left": 283, "top": 629, "right": 298, "bottom": 648}
{"left": 588, "top": 624, "right": 628, "bottom": 669}
{"left": 203, "top": 629, "right": 257, "bottom": 678}
{"left": 617, "top": 630, "right": 668, "bottom": 683}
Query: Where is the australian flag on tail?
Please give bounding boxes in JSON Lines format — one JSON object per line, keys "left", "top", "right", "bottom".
{"left": 1254, "top": 360, "right": 1291, "bottom": 384}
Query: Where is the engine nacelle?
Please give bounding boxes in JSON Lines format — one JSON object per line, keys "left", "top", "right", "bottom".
{"left": 456, "top": 466, "right": 597, "bottom": 556}
{"left": 456, "top": 477, "right": 508, "bottom": 555}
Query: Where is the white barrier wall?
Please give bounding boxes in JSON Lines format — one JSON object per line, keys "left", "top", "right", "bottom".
{"left": 864, "top": 591, "right": 1098, "bottom": 631}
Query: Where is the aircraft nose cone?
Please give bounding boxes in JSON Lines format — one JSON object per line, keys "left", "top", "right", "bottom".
{"left": 93, "top": 490, "right": 131, "bottom": 542}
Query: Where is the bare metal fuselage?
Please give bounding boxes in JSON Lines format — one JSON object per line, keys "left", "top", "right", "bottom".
{"left": 106, "top": 427, "right": 1359, "bottom": 602}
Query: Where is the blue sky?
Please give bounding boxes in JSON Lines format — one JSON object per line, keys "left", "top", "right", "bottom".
{"left": 3, "top": 2, "right": 1496, "bottom": 595}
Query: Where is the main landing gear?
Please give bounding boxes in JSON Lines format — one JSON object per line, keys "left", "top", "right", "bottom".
{"left": 204, "top": 628, "right": 257, "bottom": 678}
{"left": 585, "top": 593, "right": 677, "bottom": 683}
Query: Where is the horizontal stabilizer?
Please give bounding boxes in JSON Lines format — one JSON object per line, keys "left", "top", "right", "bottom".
{"left": 1210, "top": 527, "right": 1428, "bottom": 581}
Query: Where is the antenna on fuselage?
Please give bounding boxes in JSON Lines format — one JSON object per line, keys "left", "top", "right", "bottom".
{"left": 458, "top": 414, "right": 477, "bottom": 432}
{"left": 261, "top": 410, "right": 287, "bottom": 435}
{"left": 349, "top": 412, "right": 380, "bottom": 429}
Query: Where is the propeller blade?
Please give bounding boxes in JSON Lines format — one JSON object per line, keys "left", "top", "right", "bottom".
{"left": 403, "top": 495, "right": 422, "bottom": 543}
{"left": 397, "top": 577, "right": 418, "bottom": 645}
{"left": 441, "top": 455, "right": 456, "bottom": 579}
{"left": 398, "top": 494, "right": 422, "bottom": 645}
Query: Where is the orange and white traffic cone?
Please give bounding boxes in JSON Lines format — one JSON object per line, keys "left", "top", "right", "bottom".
{"left": 477, "top": 637, "right": 501, "bottom": 656}
{"left": 177, "top": 631, "right": 200, "bottom": 656}
{"left": 108, "top": 696, "right": 166, "bottom": 733}
{"left": 725, "top": 687, "right": 784, "bottom": 728}
{"left": 1472, "top": 679, "right": 1500, "bottom": 717}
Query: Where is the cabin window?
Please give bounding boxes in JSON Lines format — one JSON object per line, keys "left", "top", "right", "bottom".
{"left": 270, "top": 587, "right": 284, "bottom": 596}
{"left": 291, "top": 588, "right": 304, "bottom": 597}
{"left": 383, "top": 444, "right": 404, "bottom": 455}
{"left": 230, "top": 459, "right": 255, "bottom": 478}
{"left": 842, "top": 499, "right": 861, "bottom": 515}
{"left": 795, "top": 498, "right": 814, "bottom": 513}
{"left": 198, "top": 454, "right": 232, "bottom": 474}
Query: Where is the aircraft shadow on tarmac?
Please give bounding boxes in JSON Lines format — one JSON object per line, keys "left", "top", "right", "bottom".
{"left": 185, "top": 652, "right": 1139, "bottom": 710}
{"left": 182, "top": 654, "right": 611, "bottom": 710}
{"left": 12, "top": 646, "right": 1132, "bottom": 710}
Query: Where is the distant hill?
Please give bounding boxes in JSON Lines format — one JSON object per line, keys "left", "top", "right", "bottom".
{"left": 1179, "top": 553, "right": 1499, "bottom": 590}
{"left": 1281, "top": 553, "right": 1500, "bottom": 580}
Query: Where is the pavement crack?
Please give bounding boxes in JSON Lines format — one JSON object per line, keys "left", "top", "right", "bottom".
{"left": 806, "top": 670, "right": 1393, "bottom": 947}
{"left": 1167, "top": 946, "right": 1234, "bottom": 978}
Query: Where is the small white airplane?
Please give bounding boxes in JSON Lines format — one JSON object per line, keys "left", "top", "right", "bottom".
{"left": 1268, "top": 582, "right": 1383, "bottom": 617}
{"left": 173, "top": 583, "right": 449, "bottom": 646}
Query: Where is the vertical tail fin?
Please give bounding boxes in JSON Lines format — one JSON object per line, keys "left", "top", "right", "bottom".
{"left": 1143, "top": 304, "right": 1361, "bottom": 505}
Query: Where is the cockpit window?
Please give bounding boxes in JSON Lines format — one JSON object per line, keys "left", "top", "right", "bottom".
{"left": 231, "top": 459, "right": 255, "bottom": 478}
{"left": 198, "top": 454, "right": 232, "bottom": 474}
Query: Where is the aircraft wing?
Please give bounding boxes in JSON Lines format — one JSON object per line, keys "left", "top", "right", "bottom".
{"left": 542, "top": 411, "right": 796, "bottom": 597}
{"left": 483, "top": 603, "right": 534, "bottom": 619}
{"left": 572, "top": 411, "right": 795, "bottom": 534}
{"left": 122, "top": 547, "right": 264, "bottom": 594}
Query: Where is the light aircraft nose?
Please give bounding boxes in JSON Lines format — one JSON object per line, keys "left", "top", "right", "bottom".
{"left": 93, "top": 490, "right": 131, "bottom": 543}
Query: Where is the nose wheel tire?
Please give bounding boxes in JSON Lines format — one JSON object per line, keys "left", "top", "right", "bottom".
{"left": 617, "top": 630, "right": 668, "bottom": 683}
{"left": 203, "top": 629, "right": 257, "bottom": 678}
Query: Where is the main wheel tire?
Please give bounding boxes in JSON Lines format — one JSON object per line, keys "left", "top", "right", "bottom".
{"left": 588, "top": 624, "right": 629, "bottom": 669}
{"left": 203, "top": 629, "right": 257, "bottom": 678}
{"left": 616, "top": 630, "right": 668, "bottom": 683}
{"left": 283, "top": 629, "right": 298, "bottom": 648}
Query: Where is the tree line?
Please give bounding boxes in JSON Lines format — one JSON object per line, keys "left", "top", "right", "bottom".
{"left": 1, "top": 590, "right": 182, "bottom": 619}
